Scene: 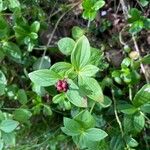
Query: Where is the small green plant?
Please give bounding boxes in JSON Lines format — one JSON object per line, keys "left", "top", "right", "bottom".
{"left": 82, "top": 0, "right": 105, "bottom": 21}
{"left": 29, "top": 35, "right": 106, "bottom": 109}
{"left": 0, "top": 0, "right": 150, "bottom": 149}
{"left": 128, "top": 8, "right": 150, "bottom": 34}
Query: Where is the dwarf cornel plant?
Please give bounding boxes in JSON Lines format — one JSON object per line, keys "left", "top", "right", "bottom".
{"left": 0, "top": 0, "right": 150, "bottom": 149}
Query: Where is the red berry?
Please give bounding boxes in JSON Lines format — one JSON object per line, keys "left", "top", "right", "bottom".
{"left": 56, "top": 79, "right": 69, "bottom": 92}
{"left": 63, "top": 87, "right": 67, "bottom": 92}
{"left": 61, "top": 81, "right": 67, "bottom": 88}
{"left": 57, "top": 86, "right": 63, "bottom": 91}
{"left": 57, "top": 80, "right": 62, "bottom": 86}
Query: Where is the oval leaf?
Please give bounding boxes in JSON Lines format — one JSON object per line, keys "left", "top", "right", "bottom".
{"left": 0, "top": 119, "right": 19, "bottom": 133}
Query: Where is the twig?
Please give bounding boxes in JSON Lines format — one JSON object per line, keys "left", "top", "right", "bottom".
{"left": 111, "top": 89, "right": 124, "bottom": 137}
{"left": 132, "top": 35, "right": 149, "bottom": 83}
{"left": 120, "top": 0, "right": 129, "bottom": 20}
{"left": 119, "top": 25, "right": 128, "bottom": 46}
{"left": 38, "top": 2, "right": 81, "bottom": 69}
{"left": 87, "top": 20, "right": 91, "bottom": 28}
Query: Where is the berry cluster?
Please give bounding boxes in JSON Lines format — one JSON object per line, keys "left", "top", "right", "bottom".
{"left": 56, "top": 80, "right": 69, "bottom": 92}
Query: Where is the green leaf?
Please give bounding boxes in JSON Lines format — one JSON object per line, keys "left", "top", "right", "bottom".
{"left": 2, "top": 132, "right": 16, "bottom": 147}
{"left": 129, "top": 20, "right": 144, "bottom": 34}
{"left": 13, "top": 109, "right": 32, "bottom": 123}
{"left": 71, "top": 35, "right": 91, "bottom": 70}
{"left": 110, "top": 136, "right": 125, "bottom": 150}
{"left": 66, "top": 79, "right": 88, "bottom": 108}
{"left": 2, "top": 42, "right": 22, "bottom": 62}
{"left": 30, "top": 21, "right": 40, "bottom": 33}
{"left": 121, "top": 57, "right": 131, "bottom": 68}
{"left": 74, "top": 110, "right": 95, "bottom": 129}
{"left": 0, "top": 70, "right": 7, "bottom": 96}
{"left": 28, "top": 69, "right": 61, "bottom": 87}
{"left": 118, "top": 104, "right": 138, "bottom": 114}
{"left": 58, "top": 37, "right": 75, "bottom": 55}
{"left": 43, "top": 104, "right": 52, "bottom": 116}
{"left": 66, "top": 88, "right": 87, "bottom": 108}
{"left": 0, "top": 119, "right": 19, "bottom": 133}
{"left": 82, "top": 0, "right": 105, "bottom": 21}
{"left": 133, "top": 113, "right": 145, "bottom": 132}
{"left": 133, "top": 84, "right": 150, "bottom": 107}
{"left": 50, "top": 62, "right": 73, "bottom": 77}
{"left": 85, "top": 128, "right": 108, "bottom": 141}
{"left": 72, "top": 26, "right": 85, "bottom": 40}
{"left": 141, "top": 103, "right": 150, "bottom": 114}
{"left": 79, "top": 77, "right": 104, "bottom": 103}
{"left": 33, "top": 56, "right": 51, "bottom": 70}
{"left": 73, "top": 134, "right": 87, "bottom": 149}
{"left": 89, "top": 47, "right": 103, "bottom": 67}
{"left": 0, "top": 70, "right": 7, "bottom": 85}
{"left": 52, "top": 93, "right": 65, "bottom": 104}
{"left": 8, "top": 0, "right": 20, "bottom": 9}
{"left": 128, "top": 8, "right": 142, "bottom": 23}
{"left": 79, "top": 65, "right": 99, "bottom": 77}
{"left": 0, "top": 140, "right": 3, "bottom": 150}
{"left": 92, "top": 0, "right": 105, "bottom": 11}
{"left": 0, "top": 16, "right": 9, "bottom": 39}
{"left": 0, "top": 0, "right": 3, "bottom": 12}
{"left": 139, "top": 0, "right": 149, "bottom": 7}
{"left": 29, "top": 32, "right": 38, "bottom": 40}
{"left": 82, "top": 10, "right": 97, "bottom": 21}
{"left": 61, "top": 117, "right": 82, "bottom": 136}
{"left": 141, "top": 54, "right": 150, "bottom": 64}
{"left": 17, "top": 89, "right": 28, "bottom": 105}
{"left": 125, "top": 136, "right": 138, "bottom": 147}
{"left": 0, "top": 84, "right": 5, "bottom": 96}
{"left": 100, "top": 96, "right": 112, "bottom": 108}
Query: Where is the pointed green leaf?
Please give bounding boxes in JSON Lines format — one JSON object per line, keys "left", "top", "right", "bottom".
{"left": 79, "top": 77, "right": 104, "bottom": 103}
{"left": 66, "top": 79, "right": 87, "bottom": 108}
{"left": 71, "top": 35, "right": 90, "bottom": 69}
{"left": 74, "top": 110, "right": 95, "bottom": 129}
{"left": 85, "top": 128, "right": 108, "bottom": 141}
{"left": 133, "top": 84, "right": 150, "bottom": 107}
{"left": 28, "top": 69, "right": 61, "bottom": 87}
{"left": 79, "top": 65, "right": 99, "bottom": 77}
{"left": 62, "top": 117, "right": 82, "bottom": 136}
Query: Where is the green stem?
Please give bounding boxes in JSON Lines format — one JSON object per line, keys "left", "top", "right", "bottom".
{"left": 129, "top": 85, "right": 132, "bottom": 101}
{"left": 87, "top": 20, "right": 91, "bottom": 28}
{"left": 90, "top": 102, "right": 96, "bottom": 114}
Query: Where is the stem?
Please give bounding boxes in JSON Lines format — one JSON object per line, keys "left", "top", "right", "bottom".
{"left": 87, "top": 20, "right": 91, "bottom": 28}
{"left": 90, "top": 102, "right": 96, "bottom": 114}
{"left": 132, "top": 35, "right": 149, "bottom": 83}
{"left": 111, "top": 89, "right": 124, "bottom": 137}
{"left": 129, "top": 85, "right": 132, "bottom": 101}
{"left": 38, "top": 2, "right": 80, "bottom": 69}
